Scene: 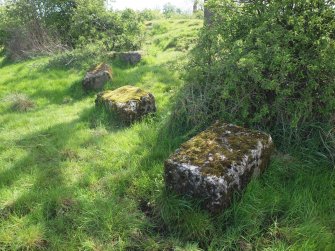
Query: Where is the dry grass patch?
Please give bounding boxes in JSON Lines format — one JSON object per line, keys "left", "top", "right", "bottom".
{"left": 3, "top": 93, "right": 35, "bottom": 112}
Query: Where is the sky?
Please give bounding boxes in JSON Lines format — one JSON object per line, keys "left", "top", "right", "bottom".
{"left": 109, "top": 0, "right": 194, "bottom": 12}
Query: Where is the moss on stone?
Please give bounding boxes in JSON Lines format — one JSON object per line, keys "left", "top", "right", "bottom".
{"left": 89, "top": 63, "right": 112, "bottom": 77}
{"left": 83, "top": 63, "right": 113, "bottom": 91}
{"left": 100, "top": 85, "right": 150, "bottom": 103}
{"left": 171, "top": 122, "right": 273, "bottom": 177}
{"left": 95, "top": 85, "right": 156, "bottom": 124}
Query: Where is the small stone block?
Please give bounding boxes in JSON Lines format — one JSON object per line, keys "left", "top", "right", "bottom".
{"left": 95, "top": 85, "right": 156, "bottom": 123}
{"left": 83, "top": 63, "right": 112, "bottom": 91}
{"left": 164, "top": 122, "right": 274, "bottom": 213}
{"left": 109, "top": 51, "right": 143, "bottom": 65}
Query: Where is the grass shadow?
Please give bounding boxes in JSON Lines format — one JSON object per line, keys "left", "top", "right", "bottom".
{"left": 79, "top": 104, "right": 129, "bottom": 133}
{"left": 29, "top": 79, "right": 88, "bottom": 105}
{"left": 0, "top": 55, "right": 14, "bottom": 68}
{"left": 0, "top": 106, "right": 136, "bottom": 248}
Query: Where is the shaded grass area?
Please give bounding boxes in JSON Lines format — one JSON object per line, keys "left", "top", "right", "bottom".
{"left": 0, "top": 18, "right": 334, "bottom": 250}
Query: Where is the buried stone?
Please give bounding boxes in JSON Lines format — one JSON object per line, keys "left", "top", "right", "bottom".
{"left": 83, "top": 63, "right": 112, "bottom": 91}
{"left": 95, "top": 85, "right": 156, "bottom": 123}
{"left": 164, "top": 122, "right": 274, "bottom": 213}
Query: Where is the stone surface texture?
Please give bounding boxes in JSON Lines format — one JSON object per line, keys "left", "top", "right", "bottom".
{"left": 95, "top": 85, "right": 156, "bottom": 123}
{"left": 109, "top": 51, "right": 142, "bottom": 65}
{"left": 83, "top": 63, "right": 112, "bottom": 91}
{"left": 165, "top": 122, "right": 274, "bottom": 213}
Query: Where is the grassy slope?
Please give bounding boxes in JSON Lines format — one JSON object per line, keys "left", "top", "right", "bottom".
{"left": 0, "top": 19, "right": 334, "bottom": 250}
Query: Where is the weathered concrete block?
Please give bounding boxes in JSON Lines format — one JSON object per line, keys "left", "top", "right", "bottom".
{"left": 95, "top": 85, "right": 156, "bottom": 123}
{"left": 83, "top": 63, "right": 112, "bottom": 91}
{"left": 165, "top": 122, "right": 274, "bottom": 213}
{"left": 109, "top": 51, "right": 143, "bottom": 65}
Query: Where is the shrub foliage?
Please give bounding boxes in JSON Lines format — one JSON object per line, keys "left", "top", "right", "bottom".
{"left": 0, "top": 0, "right": 144, "bottom": 58}
{"left": 176, "top": 0, "right": 335, "bottom": 153}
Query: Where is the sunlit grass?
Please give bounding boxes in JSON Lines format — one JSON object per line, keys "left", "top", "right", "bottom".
{"left": 0, "top": 18, "right": 334, "bottom": 250}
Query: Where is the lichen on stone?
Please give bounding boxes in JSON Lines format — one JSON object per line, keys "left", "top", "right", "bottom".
{"left": 95, "top": 85, "right": 156, "bottom": 124}
{"left": 83, "top": 63, "right": 112, "bottom": 91}
{"left": 108, "top": 51, "right": 143, "bottom": 65}
{"left": 99, "top": 85, "right": 150, "bottom": 103}
{"left": 89, "top": 63, "right": 112, "bottom": 77}
{"left": 164, "top": 122, "right": 274, "bottom": 213}
{"left": 172, "top": 123, "right": 272, "bottom": 177}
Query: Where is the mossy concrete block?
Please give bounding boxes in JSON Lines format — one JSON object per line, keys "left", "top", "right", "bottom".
{"left": 95, "top": 85, "right": 156, "bottom": 123}
{"left": 165, "top": 122, "right": 274, "bottom": 213}
{"left": 109, "top": 51, "right": 143, "bottom": 65}
{"left": 83, "top": 63, "right": 112, "bottom": 91}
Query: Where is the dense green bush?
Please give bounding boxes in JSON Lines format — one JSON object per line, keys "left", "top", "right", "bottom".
{"left": 162, "top": 3, "right": 195, "bottom": 19}
{"left": 139, "top": 9, "right": 163, "bottom": 21}
{"left": 69, "top": 1, "right": 144, "bottom": 50}
{"left": 175, "top": 0, "right": 335, "bottom": 155}
{"left": 46, "top": 42, "right": 109, "bottom": 69}
{"left": 163, "top": 3, "right": 183, "bottom": 18}
{"left": 0, "top": 0, "right": 67, "bottom": 59}
{"left": 2, "top": 0, "right": 76, "bottom": 42}
{"left": 0, "top": 0, "right": 145, "bottom": 58}
{"left": 0, "top": 6, "right": 5, "bottom": 47}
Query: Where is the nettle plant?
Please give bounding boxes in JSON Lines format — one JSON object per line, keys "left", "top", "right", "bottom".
{"left": 181, "top": 0, "right": 335, "bottom": 150}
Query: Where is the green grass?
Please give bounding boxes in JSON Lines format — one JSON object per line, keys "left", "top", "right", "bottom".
{"left": 0, "top": 18, "right": 334, "bottom": 250}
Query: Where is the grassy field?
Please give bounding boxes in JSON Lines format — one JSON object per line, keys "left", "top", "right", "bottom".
{"left": 0, "top": 19, "right": 334, "bottom": 250}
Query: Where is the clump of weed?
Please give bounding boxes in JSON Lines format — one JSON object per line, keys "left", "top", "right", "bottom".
{"left": 45, "top": 43, "right": 109, "bottom": 70}
{"left": 44, "top": 197, "right": 78, "bottom": 220}
{"left": 91, "top": 126, "right": 108, "bottom": 138}
{"left": 151, "top": 23, "right": 168, "bottom": 35}
{"left": 60, "top": 148, "right": 80, "bottom": 161}
{"left": 62, "top": 96, "right": 73, "bottom": 104}
{"left": 4, "top": 93, "right": 35, "bottom": 112}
